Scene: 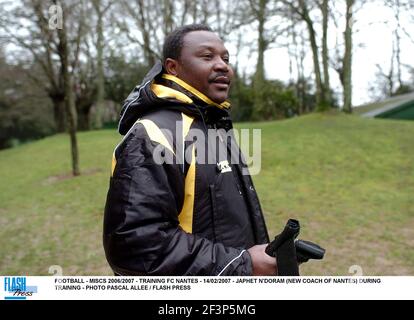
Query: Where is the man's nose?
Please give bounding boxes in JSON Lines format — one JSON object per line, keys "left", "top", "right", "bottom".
{"left": 213, "top": 57, "right": 229, "bottom": 72}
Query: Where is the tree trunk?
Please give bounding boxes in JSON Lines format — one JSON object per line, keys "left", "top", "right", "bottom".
{"left": 51, "top": 95, "right": 66, "bottom": 133}
{"left": 343, "top": 0, "right": 354, "bottom": 114}
{"left": 253, "top": 0, "right": 267, "bottom": 118}
{"left": 321, "top": 0, "right": 331, "bottom": 107}
{"left": 394, "top": 0, "right": 402, "bottom": 89}
{"left": 56, "top": 1, "right": 80, "bottom": 176}
{"left": 137, "top": 0, "right": 156, "bottom": 66}
{"left": 94, "top": 0, "right": 104, "bottom": 129}
{"left": 388, "top": 38, "right": 395, "bottom": 96}
{"left": 292, "top": 24, "right": 306, "bottom": 115}
{"left": 163, "top": 0, "right": 174, "bottom": 35}
{"left": 298, "top": 0, "right": 325, "bottom": 110}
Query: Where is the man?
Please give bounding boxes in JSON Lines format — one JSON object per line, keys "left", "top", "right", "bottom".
{"left": 103, "top": 24, "right": 276, "bottom": 276}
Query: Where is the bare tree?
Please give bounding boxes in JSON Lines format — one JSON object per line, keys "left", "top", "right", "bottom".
{"left": 374, "top": 64, "right": 395, "bottom": 98}
{"left": 54, "top": 0, "right": 80, "bottom": 176}
{"left": 250, "top": 0, "right": 268, "bottom": 116}
{"left": 365, "top": 0, "right": 413, "bottom": 99}
{"left": 246, "top": 0, "right": 288, "bottom": 116}
{"left": 114, "top": 0, "right": 249, "bottom": 66}
{"left": 116, "top": 0, "right": 192, "bottom": 65}
{"left": 91, "top": 0, "right": 113, "bottom": 128}
{"left": 342, "top": 0, "right": 354, "bottom": 113}
{"left": 282, "top": 0, "right": 329, "bottom": 110}
{"left": 384, "top": 0, "right": 413, "bottom": 91}
{"left": 288, "top": 22, "right": 309, "bottom": 114}
{"left": 0, "top": 0, "right": 96, "bottom": 133}
{"left": 331, "top": 0, "right": 367, "bottom": 112}
{"left": 320, "top": 0, "right": 331, "bottom": 106}
{"left": 0, "top": 1, "right": 67, "bottom": 131}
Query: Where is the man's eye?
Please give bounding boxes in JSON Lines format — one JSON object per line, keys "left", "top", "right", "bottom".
{"left": 222, "top": 57, "right": 230, "bottom": 64}
{"left": 202, "top": 54, "right": 213, "bottom": 60}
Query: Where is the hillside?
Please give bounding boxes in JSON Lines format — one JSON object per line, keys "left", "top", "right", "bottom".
{"left": 1, "top": 112, "right": 413, "bottom": 275}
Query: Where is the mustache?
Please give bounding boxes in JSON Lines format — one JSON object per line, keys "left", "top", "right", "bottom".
{"left": 208, "top": 73, "right": 230, "bottom": 83}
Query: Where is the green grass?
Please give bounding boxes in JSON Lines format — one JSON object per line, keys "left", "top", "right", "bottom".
{"left": 1, "top": 112, "right": 413, "bottom": 275}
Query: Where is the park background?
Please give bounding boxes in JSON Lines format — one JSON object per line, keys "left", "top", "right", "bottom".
{"left": 0, "top": 0, "right": 413, "bottom": 276}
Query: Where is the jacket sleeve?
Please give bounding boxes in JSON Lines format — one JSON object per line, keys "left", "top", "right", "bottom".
{"left": 103, "top": 124, "right": 253, "bottom": 276}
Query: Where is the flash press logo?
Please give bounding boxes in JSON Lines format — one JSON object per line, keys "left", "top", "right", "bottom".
{"left": 4, "top": 277, "right": 37, "bottom": 300}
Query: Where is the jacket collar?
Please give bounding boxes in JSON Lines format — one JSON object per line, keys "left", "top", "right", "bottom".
{"left": 159, "top": 74, "right": 231, "bottom": 110}
{"left": 118, "top": 61, "right": 232, "bottom": 135}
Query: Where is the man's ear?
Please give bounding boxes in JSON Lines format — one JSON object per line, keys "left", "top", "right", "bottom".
{"left": 164, "top": 58, "right": 179, "bottom": 76}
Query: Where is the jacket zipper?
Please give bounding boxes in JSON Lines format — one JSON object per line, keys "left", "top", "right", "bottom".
{"left": 209, "top": 185, "right": 217, "bottom": 242}
{"left": 231, "top": 165, "right": 243, "bottom": 196}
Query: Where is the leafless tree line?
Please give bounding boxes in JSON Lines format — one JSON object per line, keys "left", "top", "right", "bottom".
{"left": 0, "top": 0, "right": 412, "bottom": 175}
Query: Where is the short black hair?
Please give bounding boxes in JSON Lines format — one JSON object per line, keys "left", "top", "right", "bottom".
{"left": 162, "top": 24, "right": 213, "bottom": 63}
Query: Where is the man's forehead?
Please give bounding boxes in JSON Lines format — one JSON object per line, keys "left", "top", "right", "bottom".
{"left": 183, "top": 31, "right": 226, "bottom": 50}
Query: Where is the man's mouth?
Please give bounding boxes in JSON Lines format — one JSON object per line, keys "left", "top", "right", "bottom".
{"left": 210, "top": 76, "right": 230, "bottom": 89}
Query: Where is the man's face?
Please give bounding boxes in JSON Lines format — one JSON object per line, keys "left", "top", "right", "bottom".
{"left": 168, "top": 31, "right": 234, "bottom": 104}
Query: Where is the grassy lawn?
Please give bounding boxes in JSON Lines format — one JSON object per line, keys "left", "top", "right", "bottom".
{"left": 1, "top": 112, "right": 413, "bottom": 275}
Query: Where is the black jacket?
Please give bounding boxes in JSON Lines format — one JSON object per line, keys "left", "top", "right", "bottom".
{"left": 103, "top": 61, "right": 269, "bottom": 276}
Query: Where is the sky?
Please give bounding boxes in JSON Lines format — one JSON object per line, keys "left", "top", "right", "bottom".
{"left": 229, "top": 1, "right": 414, "bottom": 106}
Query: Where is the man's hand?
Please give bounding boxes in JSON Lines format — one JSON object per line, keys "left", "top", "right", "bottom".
{"left": 247, "top": 244, "right": 277, "bottom": 276}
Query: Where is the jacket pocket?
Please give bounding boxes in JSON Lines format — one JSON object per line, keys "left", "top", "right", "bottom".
{"left": 210, "top": 168, "right": 256, "bottom": 248}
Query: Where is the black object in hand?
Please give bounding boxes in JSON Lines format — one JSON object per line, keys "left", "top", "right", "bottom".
{"left": 265, "top": 219, "right": 326, "bottom": 268}
{"left": 295, "top": 239, "right": 325, "bottom": 263}
{"left": 265, "top": 219, "right": 301, "bottom": 276}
